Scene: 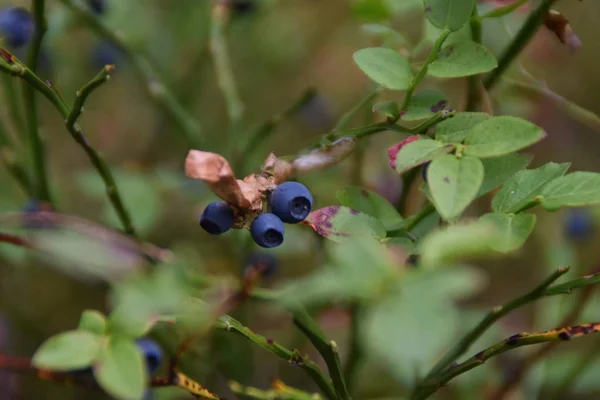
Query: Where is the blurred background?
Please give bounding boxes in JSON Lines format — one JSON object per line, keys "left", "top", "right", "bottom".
{"left": 1, "top": 0, "right": 600, "bottom": 399}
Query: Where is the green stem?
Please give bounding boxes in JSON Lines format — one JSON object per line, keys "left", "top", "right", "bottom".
{"left": 210, "top": 3, "right": 244, "bottom": 156}
{"left": 0, "top": 122, "right": 33, "bottom": 196}
{"left": 235, "top": 88, "right": 317, "bottom": 173}
{"left": 215, "top": 315, "right": 338, "bottom": 400}
{"left": 343, "top": 303, "right": 362, "bottom": 392}
{"left": 480, "top": 0, "right": 530, "bottom": 20}
{"left": 387, "top": 203, "right": 436, "bottom": 237}
{"left": 1, "top": 74, "right": 26, "bottom": 136}
{"left": 466, "top": 8, "right": 482, "bottom": 111}
{"left": 334, "top": 87, "right": 382, "bottom": 131}
{"left": 57, "top": 0, "right": 203, "bottom": 148}
{"left": 484, "top": 0, "right": 559, "bottom": 90}
{"left": 400, "top": 29, "right": 451, "bottom": 111}
{"left": 24, "top": 0, "right": 51, "bottom": 202}
{"left": 0, "top": 58, "right": 136, "bottom": 236}
{"left": 420, "top": 266, "right": 570, "bottom": 384}
{"left": 412, "top": 320, "right": 600, "bottom": 400}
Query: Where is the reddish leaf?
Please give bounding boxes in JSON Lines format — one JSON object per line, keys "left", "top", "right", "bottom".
{"left": 303, "top": 206, "right": 386, "bottom": 242}
{"left": 388, "top": 135, "right": 420, "bottom": 169}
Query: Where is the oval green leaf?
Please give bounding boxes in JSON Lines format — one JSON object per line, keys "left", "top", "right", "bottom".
{"left": 541, "top": 172, "right": 600, "bottom": 210}
{"left": 479, "top": 213, "right": 536, "bottom": 253}
{"left": 94, "top": 338, "right": 146, "bottom": 400}
{"left": 353, "top": 47, "right": 413, "bottom": 90}
{"left": 492, "top": 162, "right": 571, "bottom": 213}
{"left": 32, "top": 330, "right": 102, "bottom": 371}
{"left": 401, "top": 90, "right": 448, "bottom": 121}
{"left": 428, "top": 40, "right": 498, "bottom": 78}
{"left": 435, "top": 112, "right": 490, "bottom": 144}
{"left": 424, "top": 0, "right": 475, "bottom": 31}
{"left": 463, "top": 116, "right": 546, "bottom": 158}
{"left": 78, "top": 310, "right": 107, "bottom": 336}
{"left": 337, "top": 186, "right": 403, "bottom": 230}
{"left": 477, "top": 153, "right": 532, "bottom": 197}
{"left": 428, "top": 154, "right": 484, "bottom": 221}
{"left": 393, "top": 138, "right": 455, "bottom": 173}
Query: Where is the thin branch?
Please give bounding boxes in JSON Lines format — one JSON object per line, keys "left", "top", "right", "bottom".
{"left": 334, "top": 87, "right": 382, "bottom": 131}
{"left": 0, "top": 232, "right": 33, "bottom": 248}
{"left": 235, "top": 88, "right": 317, "bottom": 172}
{"left": 412, "top": 321, "right": 600, "bottom": 400}
{"left": 484, "top": 0, "right": 559, "bottom": 90}
{"left": 215, "top": 315, "right": 338, "bottom": 400}
{"left": 210, "top": 1, "right": 244, "bottom": 154}
{"left": 23, "top": 0, "right": 52, "bottom": 202}
{"left": 400, "top": 29, "right": 451, "bottom": 111}
{"left": 0, "top": 122, "right": 33, "bottom": 195}
{"left": 421, "top": 266, "right": 571, "bottom": 383}
{"left": 66, "top": 65, "right": 116, "bottom": 128}
{"left": 57, "top": 0, "right": 203, "bottom": 148}
{"left": 1, "top": 74, "right": 26, "bottom": 135}
{"left": 0, "top": 56, "right": 137, "bottom": 236}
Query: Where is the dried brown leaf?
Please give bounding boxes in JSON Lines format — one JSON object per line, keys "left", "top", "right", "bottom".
{"left": 544, "top": 10, "right": 582, "bottom": 53}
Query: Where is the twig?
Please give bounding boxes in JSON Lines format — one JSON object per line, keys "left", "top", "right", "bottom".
{"left": 235, "top": 88, "right": 317, "bottom": 172}
{"left": 334, "top": 87, "right": 382, "bottom": 131}
{"left": 57, "top": 0, "right": 203, "bottom": 148}
{"left": 1, "top": 74, "right": 26, "bottom": 135}
{"left": 400, "top": 29, "right": 451, "bottom": 111}
{"left": 23, "top": 0, "right": 52, "bottom": 202}
{"left": 215, "top": 315, "right": 338, "bottom": 400}
{"left": 420, "top": 266, "right": 570, "bottom": 383}
{"left": 0, "top": 122, "right": 33, "bottom": 195}
{"left": 412, "top": 321, "right": 600, "bottom": 400}
{"left": 0, "top": 232, "right": 33, "bottom": 248}
{"left": 66, "top": 65, "right": 116, "bottom": 128}
{"left": 484, "top": 0, "right": 559, "bottom": 90}
{"left": 0, "top": 57, "right": 137, "bottom": 236}
{"left": 490, "top": 283, "right": 596, "bottom": 400}
{"left": 386, "top": 202, "right": 437, "bottom": 237}
{"left": 210, "top": 1, "right": 244, "bottom": 155}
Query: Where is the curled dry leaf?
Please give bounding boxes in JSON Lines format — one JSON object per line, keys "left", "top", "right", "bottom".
{"left": 543, "top": 10, "right": 582, "bottom": 53}
{"left": 185, "top": 150, "right": 274, "bottom": 213}
{"left": 292, "top": 136, "right": 358, "bottom": 175}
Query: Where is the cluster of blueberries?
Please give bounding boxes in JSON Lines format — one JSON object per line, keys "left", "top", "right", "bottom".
{"left": 200, "top": 181, "right": 313, "bottom": 248}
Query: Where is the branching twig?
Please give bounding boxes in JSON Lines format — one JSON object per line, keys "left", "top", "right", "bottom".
{"left": 57, "top": 0, "right": 203, "bottom": 148}
{"left": 215, "top": 315, "right": 338, "bottom": 400}
{"left": 0, "top": 57, "right": 137, "bottom": 236}
{"left": 484, "top": 0, "right": 559, "bottom": 90}
{"left": 412, "top": 321, "right": 600, "bottom": 400}
{"left": 24, "top": 0, "right": 52, "bottom": 202}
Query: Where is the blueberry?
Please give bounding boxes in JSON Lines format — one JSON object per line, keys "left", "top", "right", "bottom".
{"left": 90, "top": 39, "right": 122, "bottom": 70}
{"left": 200, "top": 201, "right": 234, "bottom": 235}
{"left": 250, "top": 213, "right": 284, "bottom": 248}
{"left": 422, "top": 161, "right": 431, "bottom": 183}
{"left": 135, "top": 338, "right": 163, "bottom": 376}
{"left": 86, "top": 0, "right": 106, "bottom": 15}
{"left": 406, "top": 254, "right": 419, "bottom": 268}
{"left": 245, "top": 252, "right": 278, "bottom": 278}
{"left": 0, "top": 7, "right": 33, "bottom": 48}
{"left": 269, "top": 182, "right": 313, "bottom": 224}
{"left": 231, "top": 0, "right": 256, "bottom": 15}
{"left": 564, "top": 209, "right": 594, "bottom": 241}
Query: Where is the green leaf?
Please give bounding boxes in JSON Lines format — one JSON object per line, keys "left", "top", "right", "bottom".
{"left": 392, "top": 137, "right": 455, "bottom": 174}
{"left": 428, "top": 154, "right": 484, "bottom": 221}
{"left": 78, "top": 310, "right": 107, "bottom": 336}
{"left": 463, "top": 116, "right": 546, "bottom": 158}
{"left": 372, "top": 100, "right": 400, "bottom": 121}
{"left": 363, "top": 266, "right": 484, "bottom": 385}
{"left": 419, "top": 220, "right": 498, "bottom": 267}
{"left": 32, "top": 331, "right": 102, "bottom": 371}
{"left": 361, "top": 24, "right": 407, "bottom": 46}
{"left": 401, "top": 90, "right": 448, "bottom": 121}
{"left": 94, "top": 338, "right": 145, "bottom": 400}
{"left": 423, "top": 0, "right": 475, "bottom": 31}
{"left": 479, "top": 213, "right": 536, "bottom": 253}
{"left": 428, "top": 40, "right": 497, "bottom": 78}
{"left": 353, "top": 48, "right": 413, "bottom": 90}
{"left": 541, "top": 172, "right": 600, "bottom": 210}
{"left": 435, "top": 112, "right": 490, "bottom": 144}
{"left": 337, "top": 187, "right": 403, "bottom": 230}
{"left": 279, "top": 238, "right": 398, "bottom": 307}
{"left": 492, "top": 162, "right": 571, "bottom": 213}
{"left": 477, "top": 153, "right": 532, "bottom": 197}
{"left": 304, "top": 206, "right": 386, "bottom": 243}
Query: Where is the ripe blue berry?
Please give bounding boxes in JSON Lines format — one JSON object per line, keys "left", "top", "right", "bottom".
{"left": 422, "top": 161, "right": 431, "bottom": 183}
{"left": 269, "top": 182, "right": 313, "bottom": 224}
{"left": 250, "top": 213, "right": 284, "bottom": 248}
{"left": 87, "top": 0, "right": 106, "bottom": 15}
{"left": 564, "top": 209, "right": 594, "bottom": 241}
{"left": 135, "top": 338, "right": 163, "bottom": 376}
{"left": 245, "top": 252, "right": 278, "bottom": 278}
{"left": 0, "top": 7, "right": 33, "bottom": 48}
{"left": 200, "top": 201, "right": 234, "bottom": 235}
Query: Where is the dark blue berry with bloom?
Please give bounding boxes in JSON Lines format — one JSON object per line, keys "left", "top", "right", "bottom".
{"left": 422, "top": 161, "right": 431, "bottom": 183}
{"left": 200, "top": 201, "right": 235, "bottom": 235}
{"left": 251, "top": 213, "right": 284, "bottom": 248}
{"left": 87, "top": 0, "right": 106, "bottom": 15}
{"left": 564, "top": 209, "right": 594, "bottom": 241}
{"left": 135, "top": 338, "right": 163, "bottom": 376}
{"left": 0, "top": 7, "right": 33, "bottom": 48}
{"left": 269, "top": 181, "right": 313, "bottom": 224}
